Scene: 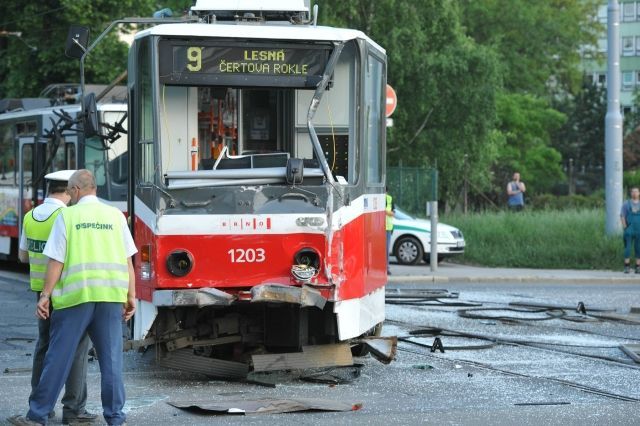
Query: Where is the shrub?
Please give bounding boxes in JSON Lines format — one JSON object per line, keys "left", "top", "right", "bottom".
{"left": 443, "top": 209, "right": 621, "bottom": 270}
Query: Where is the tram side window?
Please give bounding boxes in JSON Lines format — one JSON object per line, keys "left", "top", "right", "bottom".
{"left": 138, "top": 37, "right": 155, "bottom": 184}
{"left": 21, "top": 144, "right": 33, "bottom": 186}
{"left": 0, "top": 123, "right": 14, "bottom": 183}
{"left": 365, "top": 54, "right": 384, "bottom": 185}
{"left": 103, "top": 111, "right": 128, "bottom": 184}
{"left": 294, "top": 41, "right": 357, "bottom": 183}
{"left": 84, "top": 137, "right": 107, "bottom": 187}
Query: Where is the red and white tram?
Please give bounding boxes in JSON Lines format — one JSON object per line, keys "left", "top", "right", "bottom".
{"left": 78, "top": 0, "right": 388, "bottom": 370}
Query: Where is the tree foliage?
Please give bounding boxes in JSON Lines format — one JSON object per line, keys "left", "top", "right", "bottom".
{"left": 0, "top": 0, "right": 177, "bottom": 97}
{"left": 320, "top": 0, "right": 501, "bottom": 206}
{"left": 494, "top": 93, "right": 566, "bottom": 193}
{"left": 459, "top": 0, "right": 602, "bottom": 96}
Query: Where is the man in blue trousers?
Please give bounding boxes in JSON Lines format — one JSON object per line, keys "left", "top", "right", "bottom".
{"left": 8, "top": 169, "right": 137, "bottom": 426}
{"left": 18, "top": 170, "right": 97, "bottom": 424}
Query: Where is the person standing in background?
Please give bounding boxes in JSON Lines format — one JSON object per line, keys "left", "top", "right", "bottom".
{"left": 621, "top": 187, "right": 640, "bottom": 274}
{"left": 386, "top": 187, "right": 395, "bottom": 275}
{"left": 507, "top": 172, "right": 526, "bottom": 211}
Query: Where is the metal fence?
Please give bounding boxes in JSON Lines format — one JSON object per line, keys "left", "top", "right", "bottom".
{"left": 387, "top": 166, "right": 438, "bottom": 216}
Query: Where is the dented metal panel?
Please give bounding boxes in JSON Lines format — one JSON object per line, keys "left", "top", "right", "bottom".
{"left": 250, "top": 284, "right": 327, "bottom": 309}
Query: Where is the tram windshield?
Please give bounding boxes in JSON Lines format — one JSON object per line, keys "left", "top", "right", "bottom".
{"left": 156, "top": 39, "right": 359, "bottom": 188}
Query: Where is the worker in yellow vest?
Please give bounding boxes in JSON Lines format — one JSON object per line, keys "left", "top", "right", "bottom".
{"left": 386, "top": 187, "right": 395, "bottom": 275}
{"left": 9, "top": 170, "right": 137, "bottom": 426}
{"left": 17, "top": 170, "right": 97, "bottom": 424}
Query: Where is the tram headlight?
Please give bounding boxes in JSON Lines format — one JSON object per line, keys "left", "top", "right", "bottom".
{"left": 294, "top": 248, "right": 320, "bottom": 269}
{"left": 166, "top": 250, "right": 193, "bottom": 277}
{"left": 291, "top": 248, "right": 321, "bottom": 283}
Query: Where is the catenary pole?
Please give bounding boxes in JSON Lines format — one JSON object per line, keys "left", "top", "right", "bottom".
{"left": 605, "top": 0, "right": 623, "bottom": 236}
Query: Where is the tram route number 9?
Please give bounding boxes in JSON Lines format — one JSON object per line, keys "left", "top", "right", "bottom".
{"left": 227, "top": 248, "right": 266, "bottom": 263}
{"left": 187, "top": 47, "right": 202, "bottom": 72}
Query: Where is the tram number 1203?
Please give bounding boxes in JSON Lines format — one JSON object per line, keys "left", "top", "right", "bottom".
{"left": 227, "top": 248, "right": 266, "bottom": 263}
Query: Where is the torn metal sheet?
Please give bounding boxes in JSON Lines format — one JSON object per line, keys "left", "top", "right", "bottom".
{"left": 153, "top": 288, "right": 235, "bottom": 307}
{"left": 168, "top": 397, "right": 361, "bottom": 415}
{"left": 354, "top": 336, "right": 397, "bottom": 364}
{"left": 252, "top": 343, "right": 353, "bottom": 372}
{"left": 620, "top": 344, "right": 640, "bottom": 363}
{"left": 158, "top": 349, "right": 248, "bottom": 379}
{"left": 250, "top": 284, "right": 326, "bottom": 309}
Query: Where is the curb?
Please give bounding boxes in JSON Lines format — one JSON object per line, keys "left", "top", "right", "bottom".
{"left": 387, "top": 275, "right": 640, "bottom": 284}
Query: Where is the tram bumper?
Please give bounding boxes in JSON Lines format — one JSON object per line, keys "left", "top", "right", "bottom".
{"left": 151, "top": 284, "right": 326, "bottom": 309}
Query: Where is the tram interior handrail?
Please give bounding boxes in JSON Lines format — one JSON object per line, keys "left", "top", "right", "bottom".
{"left": 164, "top": 167, "right": 325, "bottom": 189}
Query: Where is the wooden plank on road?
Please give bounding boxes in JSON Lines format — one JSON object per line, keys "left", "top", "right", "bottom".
{"left": 252, "top": 344, "right": 353, "bottom": 372}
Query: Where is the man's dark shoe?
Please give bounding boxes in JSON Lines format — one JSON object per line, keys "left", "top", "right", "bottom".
{"left": 48, "top": 411, "right": 55, "bottom": 419}
{"left": 7, "top": 415, "right": 43, "bottom": 426}
{"left": 624, "top": 265, "right": 630, "bottom": 274}
{"left": 62, "top": 411, "right": 98, "bottom": 425}
{"left": 636, "top": 266, "right": 640, "bottom": 274}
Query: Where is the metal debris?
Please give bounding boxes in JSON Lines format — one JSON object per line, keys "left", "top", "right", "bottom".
{"left": 353, "top": 336, "right": 397, "bottom": 364}
{"left": 167, "top": 397, "right": 362, "bottom": 414}
{"left": 250, "top": 284, "right": 327, "bottom": 309}
{"left": 158, "top": 349, "right": 248, "bottom": 379}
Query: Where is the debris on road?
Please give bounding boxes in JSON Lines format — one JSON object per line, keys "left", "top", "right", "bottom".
{"left": 167, "top": 397, "right": 362, "bottom": 415}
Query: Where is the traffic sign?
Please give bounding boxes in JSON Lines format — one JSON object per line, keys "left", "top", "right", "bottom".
{"left": 386, "top": 84, "right": 397, "bottom": 117}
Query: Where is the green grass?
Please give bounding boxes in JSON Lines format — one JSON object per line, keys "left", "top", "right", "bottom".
{"left": 442, "top": 209, "right": 622, "bottom": 270}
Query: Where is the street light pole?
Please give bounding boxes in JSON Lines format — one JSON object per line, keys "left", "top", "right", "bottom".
{"left": 605, "top": 0, "right": 623, "bottom": 236}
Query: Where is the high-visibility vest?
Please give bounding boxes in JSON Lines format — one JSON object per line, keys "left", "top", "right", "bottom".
{"left": 51, "top": 201, "right": 129, "bottom": 310}
{"left": 386, "top": 194, "right": 394, "bottom": 231}
{"left": 23, "top": 207, "right": 62, "bottom": 291}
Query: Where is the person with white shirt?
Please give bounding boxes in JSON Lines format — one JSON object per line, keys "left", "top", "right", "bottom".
{"left": 9, "top": 169, "right": 137, "bottom": 426}
{"left": 17, "top": 170, "right": 97, "bottom": 425}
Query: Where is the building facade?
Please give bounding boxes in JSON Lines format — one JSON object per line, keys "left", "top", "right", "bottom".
{"left": 583, "top": 0, "right": 640, "bottom": 113}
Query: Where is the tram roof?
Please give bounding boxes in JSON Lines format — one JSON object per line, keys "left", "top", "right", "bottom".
{"left": 135, "top": 23, "right": 385, "bottom": 55}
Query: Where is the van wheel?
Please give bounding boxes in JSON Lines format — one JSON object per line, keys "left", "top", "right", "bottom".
{"left": 394, "top": 236, "right": 423, "bottom": 265}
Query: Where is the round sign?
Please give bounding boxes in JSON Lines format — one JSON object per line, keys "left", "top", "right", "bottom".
{"left": 386, "top": 84, "right": 397, "bottom": 117}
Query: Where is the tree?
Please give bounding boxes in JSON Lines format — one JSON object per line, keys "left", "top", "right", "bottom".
{"left": 319, "top": 0, "right": 502, "bottom": 207}
{"left": 494, "top": 92, "right": 566, "bottom": 194}
{"left": 459, "top": 0, "right": 602, "bottom": 96}
{"left": 552, "top": 80, "right": 606, "bottom": 193}
{"left": 0, "top": 0, "right": 175, "bottom": 98}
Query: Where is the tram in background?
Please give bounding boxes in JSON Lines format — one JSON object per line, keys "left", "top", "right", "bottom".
{"left": 68, "top": 0, "right": 389, "bottom": 371}
{"left": 0, "top": 89, "right": 127, "bottom": 260}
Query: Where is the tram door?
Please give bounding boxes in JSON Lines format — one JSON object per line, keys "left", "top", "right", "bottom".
{"left": 17, "top": 134, "right": 77, "bottom": 236}
{"left": 17, "top": 136, "right": 36, "bottom": 237}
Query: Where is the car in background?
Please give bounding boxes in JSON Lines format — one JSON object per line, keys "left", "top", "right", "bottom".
{"left": 390, "top": 208, "right": 465, "bottom": 265}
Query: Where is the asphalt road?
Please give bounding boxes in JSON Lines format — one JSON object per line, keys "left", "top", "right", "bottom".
{"left": 1, "top": 262, "right": 640, "bottom": 425}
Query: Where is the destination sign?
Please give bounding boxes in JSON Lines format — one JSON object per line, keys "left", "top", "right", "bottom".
{"left": 159, "top": 39, "right": 331, "bottom": 88}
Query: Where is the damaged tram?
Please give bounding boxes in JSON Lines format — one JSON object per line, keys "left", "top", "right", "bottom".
{"left": 123, "top": 1, "right": 388, "bottom": 371}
